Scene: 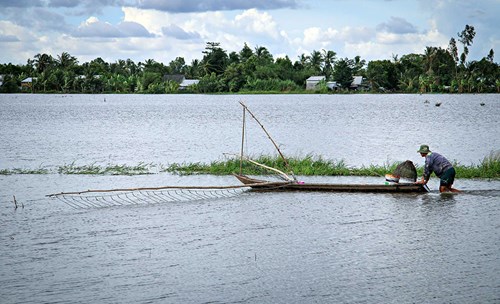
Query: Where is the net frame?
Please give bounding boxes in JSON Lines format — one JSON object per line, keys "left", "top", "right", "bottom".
{"left": 47, "top": 182, "right": 274, "bottom": 209}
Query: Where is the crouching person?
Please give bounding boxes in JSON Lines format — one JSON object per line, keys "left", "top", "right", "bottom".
{"left": 416, "top": 144, "right": 460, "bottom": 193}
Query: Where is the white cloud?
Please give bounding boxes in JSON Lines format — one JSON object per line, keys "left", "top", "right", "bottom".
{"left": 0, "top": 0, "right": 497, "bottom": 65}
{"left": 377, "top": 17, "right": 418, "bottom": 34}
{"left": 162, "top": 24, "right": 201, "bottom": 40}
{"left": 135, "top": 0, "right": 300, "bottom": 13}
{"left": 234, "top": 9, "right": 280, "bottom": 39}
{"left": 122, "top": 6, "right": 172, "bottom": 35}
{"left": 0, "top": 21, "right": 42, "bottom": 63}
{"left": 302, "top": 27, "right": 322, "bottom": 45}
{"left": 73, "top": 16, "right": 154, "bottom": 38}
{"left": 120, "top": 7, "right": 289, "bottom": 62}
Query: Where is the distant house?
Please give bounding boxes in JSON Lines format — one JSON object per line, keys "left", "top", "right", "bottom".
{"left": 327, "top": 81, "right": 340, "bottom": 90}
{"left": 179, "top": 79, "right": 199, "bottom": 90}
{"left": 350, "top": 76, "right": 369, "bottom": 90}
{"left": 163, "top": 74, "right": 185, "bottom": 83}
{"left": 306, "top": 76, "right": 325, "bottom": 90}
{"left": 21, "top": 77, "right": 37, "bottom": 89}
{"left": 75, "top": 75, "right": 102, "bottom": 80}
{"left": 164, "top": 74, "right": 199, "bottom": 90}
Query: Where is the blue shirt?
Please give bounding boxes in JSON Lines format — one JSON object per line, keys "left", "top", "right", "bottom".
{"left": 424, "top": 152, "right": 453, "bottom": 180}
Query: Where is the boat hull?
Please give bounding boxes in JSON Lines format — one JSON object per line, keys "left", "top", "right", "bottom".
{"left": 234, "top": 174, "right": 429, "bottom": 193}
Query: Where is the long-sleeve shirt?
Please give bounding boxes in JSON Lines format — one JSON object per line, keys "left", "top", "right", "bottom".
{"left": 423, "top": 152, "right": 453, "bottom": 180}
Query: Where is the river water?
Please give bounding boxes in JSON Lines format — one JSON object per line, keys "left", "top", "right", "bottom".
{"left": 1, "top": 94, "right": 499, "bottom": 303}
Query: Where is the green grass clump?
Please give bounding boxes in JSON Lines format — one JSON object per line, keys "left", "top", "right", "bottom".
{"left": 164, "top": 153, "right": 500, "bottom": 179}
{"left": 454, "top": 151, "right": 500, "bottom": 178}
{"left": 165, "top": 158, "right": 246, "bottom": 175}
{"left": 1, "top": 152, "right": 498, "bottom": 178}
{"left": 0, "top": 167, "right": 49, "bottom": 175}
{"left": 165, "top": 155, "right": 369, "bottom": 176}
{"left": 57, "top": 162, "right": 152, "bottom": 175}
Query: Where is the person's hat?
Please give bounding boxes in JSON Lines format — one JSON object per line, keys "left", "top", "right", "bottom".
{"left": 417, "top": 144, "right": 431, "bottom": 154}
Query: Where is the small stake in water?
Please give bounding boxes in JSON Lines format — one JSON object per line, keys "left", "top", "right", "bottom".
{"left": 13, "top": 195, "right": 18, "bottom": 209}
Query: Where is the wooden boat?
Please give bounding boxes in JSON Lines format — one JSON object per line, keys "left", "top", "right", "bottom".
{"left": 234, "top": 174, "right": 429, "bottom": 193}
{"left": 234, "top": 102, "right": 429, "bottom": 194}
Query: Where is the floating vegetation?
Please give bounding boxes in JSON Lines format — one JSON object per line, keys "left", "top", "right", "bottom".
{"left": 164, "top": 155, "right": 396, "bottom": 177}
{"left": 165, "top": 154, "right": 500, "bottom": 179}
{"left": 57, "top": 162, "right": 153, "bottom": 175}
{"left": 1, "top": 153, "right": 499, "bottom": 178}
{"left": 0, "top": 162, "right": 154, "bottom": 175}
{"left": 455, "top": 150, "right": 500, "bottom": 178}
{"left": 0, "top": 167, "right": 49, "bottom": 175}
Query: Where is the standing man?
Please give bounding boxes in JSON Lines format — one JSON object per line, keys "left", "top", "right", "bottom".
{"left": 416, "top": 144, "right": 460, "bottom": 193}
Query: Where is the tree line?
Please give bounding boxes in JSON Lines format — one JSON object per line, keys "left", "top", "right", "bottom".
{"left": 0, "top": 24, "right": 498, "bottom": 94}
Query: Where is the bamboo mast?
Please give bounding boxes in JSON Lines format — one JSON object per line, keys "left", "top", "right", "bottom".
{"left": 238, "top": 101, "right": 294, "bottom": 179}
{"left": 240, "top": 105, "right": 246, "bottom": 175}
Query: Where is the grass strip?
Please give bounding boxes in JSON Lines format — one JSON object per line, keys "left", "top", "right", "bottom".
{"left": 164, "top": 155, "right": 393, "bottom": 177}
{"left": 1, "top": 152, "right": 498, "bottom": 178}
{"left": 164, "top": 153, "right": 500, "bottom": 179}
{"left": 0, "top": 168, "right": 50, "bottom": 175}
{"left": 57, "top": 162, "right": 153, "bottom": 175}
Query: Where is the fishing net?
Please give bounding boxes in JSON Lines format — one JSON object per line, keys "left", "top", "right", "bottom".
{"left": 47, "top": 185, "right": 252, "bottom": 209}
{"left": 392, "top": 160, "right": 418, "bottom": 182}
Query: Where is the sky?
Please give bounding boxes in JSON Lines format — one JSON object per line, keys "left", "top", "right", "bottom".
{"left": 0, "top": 0, "right": 499, "bottom": 66}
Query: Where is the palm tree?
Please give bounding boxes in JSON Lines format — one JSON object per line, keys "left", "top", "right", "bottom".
{"left": 56, "top": 52, "right": 78, "bottom": 69}
{"left": 254, "top": 46, "right": 273, "bottom": 65}
{"left": 308, "top": 50, "right": 322, "bottom": 74}
{"left": 34, "top": 53, "right": 53, "bottom": 73}
{"left": 423, "top": 46, "right": 436, "bottom": 75}
{"left": 321, "top": 50, "right": 337, "bottom": 79}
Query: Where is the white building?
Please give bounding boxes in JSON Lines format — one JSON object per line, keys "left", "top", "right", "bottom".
{"left": 306, "top": 76, "right": 325, "bottom": 90}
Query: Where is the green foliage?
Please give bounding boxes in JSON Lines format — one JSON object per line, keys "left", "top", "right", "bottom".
{"left": 455, "top": 150, "right": 500, "bottom": 178}
{"left": 0, "top": 167, "right": 49, "bottom": 175}
{"left": 332, "top": 58, "right": 355, "bottom": 89}
{"left": 242, "top": 78, "right": 300, "bottom": 92}
{"left": 0, "top": 74, "right": 20, "bottom": 93}
{"left": 196, "top": 72, "right": 226, "bottom": 93}
{"left": 1, "top": 153, "right": 498, "bottom": 178}
{"left": 0, "top": 24, "right": 497, "bottom": 94}
{"left": 164, "top": 80, "right": 179, "bottom": 93}
{"left": 57, "top": 162, "right": 152, "bottom": 175}
{"left": 163, "top": 154, "right": 500, "bottom": 178}
{"left": 367, "top": 60, "right": 398, "bottom": 91}
{"left": 201, "top": 42, "right": 228, "bottom": 76}
{"left": 314, "top": 79, "right": 330, "bottom": 93}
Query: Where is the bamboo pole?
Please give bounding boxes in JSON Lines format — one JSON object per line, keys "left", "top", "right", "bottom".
{"left": 227, "top": 153, "right": 294, "bottom": 181}
{"left": 238, "top": 101, "right": 293, "bottom": 173}
{"left": 240, "top": 105, "right": 246, "bottom": 175}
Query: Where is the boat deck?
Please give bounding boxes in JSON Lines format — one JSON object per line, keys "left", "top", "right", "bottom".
{"left": 234, "top": 174, "right": 429, "bottom": 193}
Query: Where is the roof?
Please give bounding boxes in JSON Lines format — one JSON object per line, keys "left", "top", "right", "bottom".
{"left": 327, "top": 81, "right": 339, "bottom": 89}
{"left": 180, "top": 79, "right": 199, "bottom": 87}
{"left": 306, "top": 76, "right": 326, "bottom": 81}
{"left": 163, "top": 74, "right": 185, "bottom": 83}
{"left": 21, "top": 77, "right": 36, "bottom": 83}
{"left": 351, "top": 76, "right": 364, "bottom": 86}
